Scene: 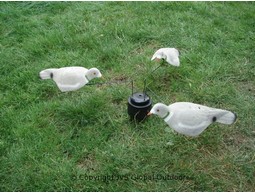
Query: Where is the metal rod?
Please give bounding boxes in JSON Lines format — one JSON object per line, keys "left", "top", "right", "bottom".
{"left": 146, "top": 86, "right": 165, "bottom": 103}
{"left": 143, "top": 79, "right": 146, "bottom": 101}
{"left": 150, "top": 64, "right": 162, "bottom": 75}
{"left": 131, "top": 80, "right": 134, "bottom": 96}
{"left": 149, "top": 59, "right": 165, "bottom": 75}
{"left": 86, "top": 79, "right": 131, "bottom": 86}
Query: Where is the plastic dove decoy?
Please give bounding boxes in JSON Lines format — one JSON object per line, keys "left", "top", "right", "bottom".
{"left": 151, "top": 48, "right": 180, "bottom": 66}
{"left": 148, "top": 102, "right": 237, "bottom": 137}
{"left": 39, "top": 66, "right": 102, "bottom": 92}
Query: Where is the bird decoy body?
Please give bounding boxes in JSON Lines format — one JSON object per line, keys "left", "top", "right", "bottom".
{"left": 148, "top": 102, "right": 237, "bottom": 137}
{"left": 39, "top": 66, "right": 102, "bottom": 92}
{"left": 151, "top": 48, "right": 180, "bottom": 67}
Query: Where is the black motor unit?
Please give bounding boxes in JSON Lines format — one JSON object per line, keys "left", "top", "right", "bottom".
{"left": 128, "top": 92, "right": 152, "bottom": 122}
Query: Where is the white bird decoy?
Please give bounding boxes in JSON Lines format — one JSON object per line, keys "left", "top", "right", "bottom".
{"left": 39, "top": 66, "right": 102, "bottom": 92}
{"left": 151, "top": 48, "right": 180, "bottom": 66}
{"left": 148, "top": 102, "right": 237, "bottom": 137}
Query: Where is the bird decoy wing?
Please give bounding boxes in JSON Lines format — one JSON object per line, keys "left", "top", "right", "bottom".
{"left": 169, "top": 108, "right": 213, "bottom": 136}
{"left": 56, "top": 82, "right": 84, "bottom": 92}
{"left": 165, "top": 50, "right": 180, "bottom": 66}
{"left": 53, "top": 69, "right": 88, "bottom": 92}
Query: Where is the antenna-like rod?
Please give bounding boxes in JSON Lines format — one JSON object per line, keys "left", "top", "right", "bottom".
{"left": 149, "top": 59, "right": 165, "bottom": 76}
{"left": 143, "top": 79, "right": 146, "bottom": 101}
{"left": 131, "top": 80, "right": 134, "bottom": 96}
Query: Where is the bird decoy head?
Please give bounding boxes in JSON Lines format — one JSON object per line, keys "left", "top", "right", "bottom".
{"left": 151, "top": 49, "right": 166, "bottom": 61}
{"left": 148, "top": 103, "right": 169, "bottom": 118}
{"left": 86, "top": 68, "right": 102, "bottom": 80}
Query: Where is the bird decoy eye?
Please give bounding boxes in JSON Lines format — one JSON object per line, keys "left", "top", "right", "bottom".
{"left": 156, "top": 109, "right": 159, "bottom": 112}
{"left": 93, "top": 72, "right": 96, "bottom": 75}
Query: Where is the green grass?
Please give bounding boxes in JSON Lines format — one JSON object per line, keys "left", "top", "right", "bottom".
{"left": 0, "top": 2, "right": 255, "bottom": 191}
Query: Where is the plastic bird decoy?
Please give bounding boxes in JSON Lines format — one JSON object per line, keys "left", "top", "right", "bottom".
{"left": 151, "top": 48, "right": 180, "bottom": 66}
{"left": 39, "top": 66, "right": 102, "bottom": 92}
{"left": 148, "top": 102, "right": 237, "bottom": 137}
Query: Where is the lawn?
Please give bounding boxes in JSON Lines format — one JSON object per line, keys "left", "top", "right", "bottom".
{"left": 0, "top": 1, "right": 254, "bottom": 191}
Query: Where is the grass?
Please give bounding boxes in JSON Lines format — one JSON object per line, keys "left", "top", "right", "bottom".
{"left": 0, "top": 1, "right": 255, "bottom": 191}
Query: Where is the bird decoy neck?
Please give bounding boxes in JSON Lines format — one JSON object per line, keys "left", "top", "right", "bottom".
{"left": 162, "top": 111, "right": 170, "bottom": 119}
{"left": 85, "top": 74, "right": 90, "bottom": 81}
{"left": 163, "top": 111, "right": 173, "bottom": 122}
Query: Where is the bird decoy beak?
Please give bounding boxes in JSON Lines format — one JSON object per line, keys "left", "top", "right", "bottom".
{"left": 147, "top": 112, "right": 152, "bottom": 116}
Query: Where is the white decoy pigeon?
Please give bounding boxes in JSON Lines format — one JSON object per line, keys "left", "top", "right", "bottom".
{"left": 151, "top": 48, "right": 180, "bottom": 67}
{"left": 148, "top": 102, "right": 237, "bottom": 137}
{"left": 39, "top": 66, "right": 102, "bottom": 92}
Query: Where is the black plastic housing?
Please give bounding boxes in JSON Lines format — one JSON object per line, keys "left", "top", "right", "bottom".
{"left": 128, "top": 92, "right": 152, "bottom": 122}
